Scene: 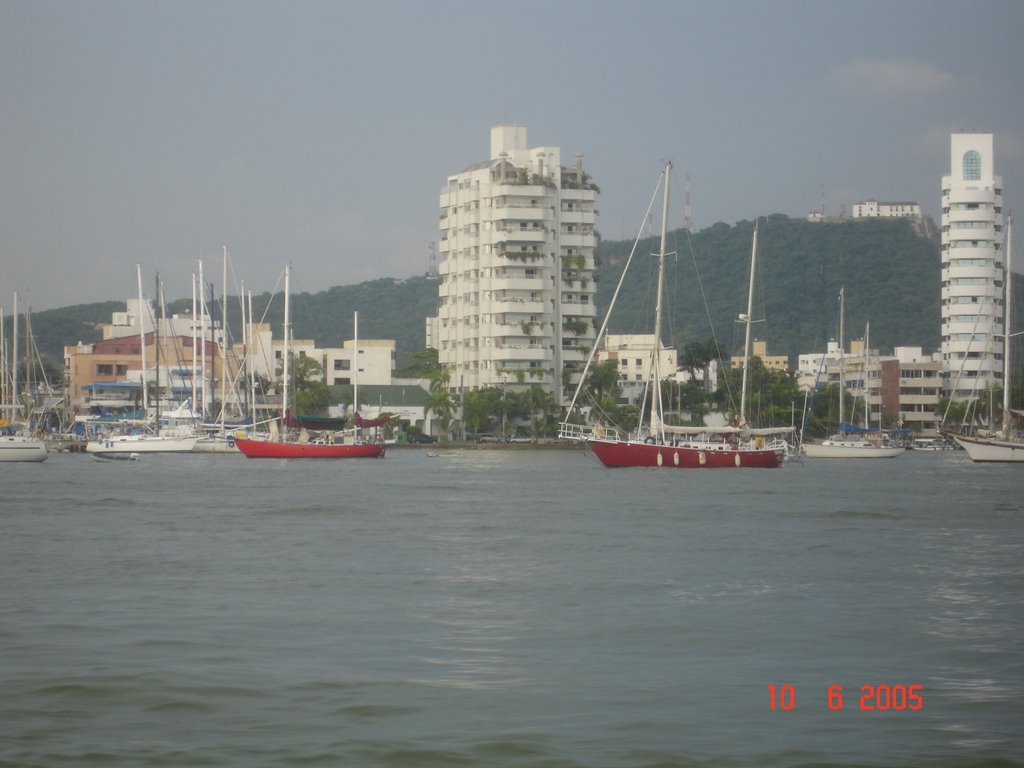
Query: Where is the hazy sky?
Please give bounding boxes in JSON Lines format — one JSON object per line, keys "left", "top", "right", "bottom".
{"left": 3, "top": 0, "right": 1023, "bottom": 311}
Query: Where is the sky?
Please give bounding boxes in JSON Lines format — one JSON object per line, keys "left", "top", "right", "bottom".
{"left": 3, "top": 0, "right": 1023, "bottom": 311}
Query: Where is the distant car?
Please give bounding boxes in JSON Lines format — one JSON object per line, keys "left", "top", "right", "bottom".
{"left": 477, "top": 434, "right": 502, "bottom": 443}
{"left": 508, "top": 434, "right": 532, "bottom": 444}
{"left": 409, "top": 433, "right": 437, "bottom": 444}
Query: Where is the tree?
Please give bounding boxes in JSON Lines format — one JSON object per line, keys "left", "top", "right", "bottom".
{"left": 680, "top": 338, "right": 722, "bottom": 394}
{"left": 394, "top": 348, "right": 441, "bottom": 378}
{"left": 586, "top": 360, "right": 621, "bottom": 402}
{"left": 284, "top": 355, "right": 331, "bottom": 415}
{"left": 463, "top": 388, "right": 498, "bottom": 436}
{"left": 717, "top": 357, "right": 801, "bottom": 427}
{"left": 424, "top": 368, "right": 455, "bottom": 440}
{"left": 521, "top": 384, "right": 557, "bottom": 437}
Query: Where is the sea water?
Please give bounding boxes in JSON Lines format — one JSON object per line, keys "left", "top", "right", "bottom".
{"left": 1, "top": 448, "right": 1021, "bottom": 767}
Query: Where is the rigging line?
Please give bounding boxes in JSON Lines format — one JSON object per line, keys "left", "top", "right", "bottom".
{"left": 563, "top": 169, "right": 666, "bottom": 418}
{"left": 801, "top": 291, "right": 841, "bottom": 436}
{"left": 942, "top": 271, "right": 997, "bottom": 428}
{"left": 27, "top": 317, "right": 52, "bottom": 393}
{"left": 684, "top": 225, "right": 734, "bottom": 409}
{"left": 249, "top": 268, "right": 289, "bottom": 393}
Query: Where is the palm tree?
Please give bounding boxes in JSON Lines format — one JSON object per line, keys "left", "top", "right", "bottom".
{"left": 463, "top": 388, "right": 498, "bottom": 437}
{"left": 424, "top": 369, "right": 455, "bottom": 441}
{"left": 680, "top": 338, "right": 722, "bottom": 393}
{"left": 586, "top": 360, "right": 621, "bottom": 402}
{"left": 522, "top": 384, "right": 556, "bottom": 437}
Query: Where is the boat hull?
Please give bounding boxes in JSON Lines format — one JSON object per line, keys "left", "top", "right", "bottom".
{"left": 953, "top": 435, "right": 1024, "bottom": 462}
{"left": 192, "top": 436, "right": 241, "bottom": 453}
{"left": 802, "top": 443, "right": 904, "bottom": 459}
{"left": 0, "top": 436, "right": 49, "bottom": 462}
{"left": 234, "top": 438, "right": 385, "bottom": 459}
{"left": 85, "top": 435, "right": 200, "bottom": 459}
{"left": 590, "top": 438, "right": 784, "bottom": 468}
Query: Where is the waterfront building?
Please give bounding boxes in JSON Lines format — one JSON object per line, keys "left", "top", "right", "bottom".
{"left": 595, "top": 333, "right": 677, "bottom": 406}
{"left": 797, "top": 341, "right": 944, "bottom": 436}
{"left": 428, "top": 125, "right": 599, "bottom": 406}
{"left": 322, "top": 339, "right": 396, "bottom": 388}
{"left": 941, "top": 133, "right": 1005, "bottom": 400}
{"left": 66, "top": 298, "right": 398, "bottom": 423}
{"left": 730, "top": 340, "right": 789, "bottom": 373}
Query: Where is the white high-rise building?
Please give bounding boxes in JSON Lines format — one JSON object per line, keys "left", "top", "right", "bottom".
{"left": 941, "top": 133, "right": 1006, "bottom": 400}
{"left": 428, "top": 125, "right": 599, "bottom": 404}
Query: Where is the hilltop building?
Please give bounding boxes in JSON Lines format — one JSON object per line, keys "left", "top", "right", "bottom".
{"left": 852, "top": 200, "right": 922, "bottom": 220}
{"left": 427, "top": 125, "right": 599, "bottom": 406}
{"left": 941, "top": 133, "right": 1005, "bottom": 401}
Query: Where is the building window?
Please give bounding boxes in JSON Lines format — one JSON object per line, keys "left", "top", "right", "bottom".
{"left": 962, "top": 150, "right": 981, "bottom": 181}
{"left": 96, "top": 364, "right": 113, "bottom": 376}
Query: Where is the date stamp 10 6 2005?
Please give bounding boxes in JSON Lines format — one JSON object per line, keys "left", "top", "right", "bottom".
{"left": 768, "top": 684, "right": 924, "bottom": 711}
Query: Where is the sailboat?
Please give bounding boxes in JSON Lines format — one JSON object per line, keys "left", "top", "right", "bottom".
{"left": 234, "top": 266, "right": 385, "bottom": 459}
{"left": 954, "top": 215, "right": 1023, "bottom": 461}
{"left": 1, "top": 294, "right": 49, "bottom": 462}
{"left": 85, "top": 267, "right": 199, "bottom": 459}
{"left": 802, "top": 287, "right": 904, "bottom": 459}
{"left": 559, "top": 163, "right": 790, "bottom": 469}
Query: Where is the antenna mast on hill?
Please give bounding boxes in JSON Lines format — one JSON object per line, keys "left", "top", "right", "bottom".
{"left": 684, "top": 171, "right": 693, "bottom": 233}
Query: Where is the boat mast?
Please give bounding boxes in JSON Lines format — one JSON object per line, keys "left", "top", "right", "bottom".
{"left": 739, "top": 220, "right": 759, "bottom": 426}
{"left": 864, "top": 321, "right": 870, "bottom": 430}
{"left": 221, "top": 245, "right": 228, "bottom": 430}
{"left": 1, "top": 307, "right": 5, "bottom": 412}
{"left": 282, "top": 263, "right": 291, "bottom": 433}
{"left": 191, "top": 271, "right": 198, "bottom": 416}
{"left": 650, "top": 162, "right": 671, "bottom": 439}
{"left": 155, "top": 272, "right": 161, "bottom": 426}
{"left": 1002, "top": 215, "right": 1013, "bottom": 436}
{"left": 249, "top": 288, "right": 256, "bottom": 433}
{"left": 198, "top": 260, "right": 206, "bottom": 420}
{"left": 137, "top": 265, "right": 148, "bottom": 418}
{"left": 838, "top": 285, "right": 845, "bottom": 433}
{"left": 11, "top": 293, "right": 18, "bottom": 421}
{"left": 353, "top": 310, "right": 359, "bottom": 416}
{"left": 24, "top": 298, "right": 32, "bottom": 405}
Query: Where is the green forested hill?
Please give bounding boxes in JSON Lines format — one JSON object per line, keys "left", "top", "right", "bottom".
{"left": 20, "top": 216, "right": 1021, "bottom": 375}
{"left": 597, "top": 215, "right": 942, "bottom": 362}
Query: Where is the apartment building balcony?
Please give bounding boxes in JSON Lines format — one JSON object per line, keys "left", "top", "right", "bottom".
{"left": 494, "top": 227, "right": 548, "bottom": 243}
{"left": 942, "top": 268, "right": 999, "bottom": 286}
{"left": 560, "top": 208, "right": 597, "bottom": 224}
{"left": 561, "top": 346, "right": 591, "bottom": 363}
{"left": 562, "top": 302, "right": 597, "bottom": 319}
{"left": 492, "top": 204, "right": 551, "bottom": 222}
{"left": 950, "top": 188, "right": 1000, "bottom": 205}
{"left": 559, "top": 233, "right": 593, "bottom": 248}
{"left": 489, "top": 276, "right": 548, "bottom": 292}
{"left": 560, "top": 186, "right": 597, "bottom": 202}
{"left": 483, "top": 320, "right": 524, "bottom": 335}
{"left": 946, "top": 208, "right": 997, "bottom": 225}
{"left": 489, "top": 299, "right": 549, "bottom": 315}
{"left": 491, "top": 345, "right": 552, "bottom": 363}
{"left": 946, "top": 225, "right": 997, "bottom": 243}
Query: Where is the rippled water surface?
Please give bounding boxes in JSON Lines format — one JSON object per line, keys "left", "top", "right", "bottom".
{"left": 2, "top": 448, "right": 1022, "bottom": 767}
